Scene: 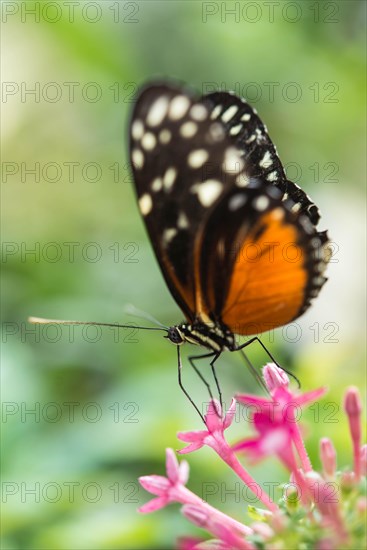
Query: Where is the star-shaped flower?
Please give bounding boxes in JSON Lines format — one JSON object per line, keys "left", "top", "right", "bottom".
{"left": 139, "top": 448, "right": 189, "bottom": 513}
{"left": 177, "top": 399, "right": 236, "bottom": 457}
{"left": 234, "top": 364, "right": 327, "bottom": 472}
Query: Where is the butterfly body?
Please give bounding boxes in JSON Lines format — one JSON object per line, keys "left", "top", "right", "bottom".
{"left": 129, "top": 82, "right": 331, "bottom": 350}
{"left": 167, "top": 318, "right": 236, "bottom": 352}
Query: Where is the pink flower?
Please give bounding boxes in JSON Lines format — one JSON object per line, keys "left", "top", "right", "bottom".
{"left": 233, "top": 405, "right": 297, "bottom": 470}
{"left": 137, "top": 370, "right": 365, "bottom": 549}
{"left": 139, "top": 448, "right": 253, "bottom": 536}
{"left": 304, "top": 471, "right": 347, "bottom": 541}
{"left": 344, "top": 386, "right": 363, "bottom": 480}
{"left": 177, "top": 399, "right": 236, "bottom": 457}
{"left": 235, "top": 365, "right": 326, "bottom": 473}
{"left": 320, "top": 438, "right": 337, "bottom": 479}
{"left": 262, "top": 362, "right": 290, "bottom": 392}
{"left": 178, "top": 399, "right": 278, "bottom": 512}
{"left": 139, "top": 448, "right": 189, "bottom": 513}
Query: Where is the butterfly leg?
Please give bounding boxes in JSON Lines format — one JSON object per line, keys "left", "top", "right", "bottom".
{"left": 188, "top": 352, "right": 223, "bottom": 411}
{"left": 188, "top": 352, "right": 217, "bottom": 401}
{"left": 209, "top": 353, "right": 222, "bottom": 410}
{"left": 177, "top": 345, "right": 205, "bottom": 423}
{"left": 235, "top": 336, "right": 278, "bottom": 362}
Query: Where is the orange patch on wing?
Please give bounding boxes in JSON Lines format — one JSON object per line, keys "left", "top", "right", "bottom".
{"left": 222, "top": 210, "right": 308, "bottom": 335}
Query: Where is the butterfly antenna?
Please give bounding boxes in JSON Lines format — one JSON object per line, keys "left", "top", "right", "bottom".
{"left": 28, "top": 316, "right": 168, "bottom": 332}
{"left": 123, "top": 304, "right": 169, "bottom": 329}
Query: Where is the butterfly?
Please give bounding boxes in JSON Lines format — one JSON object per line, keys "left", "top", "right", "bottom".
{"left": 129, "top": 81, "right": 331, "bottom": 380}
{"left": 29, "top": 81, "right": 331, "bottom": 417}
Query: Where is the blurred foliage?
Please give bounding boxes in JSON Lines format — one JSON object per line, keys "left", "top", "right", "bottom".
{"left": 1, "top": 1, "right": 366, "bottom": 548}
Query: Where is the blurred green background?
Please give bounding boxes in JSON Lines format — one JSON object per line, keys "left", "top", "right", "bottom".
{"left": 1, "top": 1, "right": 366, "bottom": 548}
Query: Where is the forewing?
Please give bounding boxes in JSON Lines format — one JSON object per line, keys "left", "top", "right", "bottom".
{"left": 129, "top": 84, "right": 246, "bottom": 320}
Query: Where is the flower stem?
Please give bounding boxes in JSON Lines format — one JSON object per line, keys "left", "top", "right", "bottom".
{"left": 217, "top": 440, "right": 279, "bottom": 512}
{"left": 291, "top": 420, "right": 312, "bottom": 472}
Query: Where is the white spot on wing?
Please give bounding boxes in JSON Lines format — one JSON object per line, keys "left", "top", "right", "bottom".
{"left": 191, "top": 179, "right": 223, "bottom": 207}
{"left": 163, "top": 228, "right": 177, "bottom": 244}
{"left": 151, "top": 177, "right": 163, "bottom": 192}
{"left": 236, "top": 173, "right": 250, "bottom": 187}
{"left": 169, "top": 95, "right": 190, "bottom": 120}
{"left": 222, "top": 147, "right": 245, "bottom": 174}
{"left": 267, "top": 171, "right": 278, "bottom": 182}
{"left": 188, "top": 149, "right": 209, "bottom": 169}
{"left": 229, "top": 124, "right": 242, "bottom": 136}
{"left": 180, "top": 121, "right": 198, "bottom": 138}
{"left": 221, "top": 105, "right": 239, "bottom": 122}
{"left": 159, "top": 129, "right": 171, "bottom": 144}
{"left": 259, "top": 150, "right": 273, "bottom": 168}
{"left": 190, "top": 104, "right": 207, "bottom": 121}
{"left": 163, "top": 167, "right": 177, "bottom": 190}
{"left": 253, "top": 195, "right": 270, "bottom": 211}
{"left": 210, "top": 104, "right": 222, "bottom": 119}
{"left": 146, "top": 96, "right": 169, "bottom": 127}
{"left": 139, "top": 193, "right": 152, "bottom": 215}
{"left": 132, "top": 149, "right": 144, "bottom": 169}
{"left": 141, "top": 132, "right": 156, "bottom": 151}
{"left": 177, "top": 211, "right": 189, "bottom": 228}
{"left": 131, "top": 120, "right": 144, "bottom": 140}
{"left": 208, "top": 123, "right": 225, "bottom": 142}
{"left": 241, "top": 113, "right": 251, "bottom": 121}
{"left": 228, "top": 194, "right": 247, "bottom": 211}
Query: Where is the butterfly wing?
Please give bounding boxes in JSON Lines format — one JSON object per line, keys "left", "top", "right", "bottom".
{"left": 129, "top": 83, "right": 330, "bottom": 333}
{"left": 129, "top": 83, "right": 242, "bottom": 320}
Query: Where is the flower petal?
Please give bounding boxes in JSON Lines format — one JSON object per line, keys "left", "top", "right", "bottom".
{"left": 263, "top": 363, "right": 289, "bottom": 392}
{"left": 223, "top": 398, "right": 237, "bottom": 430}
{"left": 166, "top": 448, "right": 180, "bottom": 483}
{"left": 178, "top": 430, "right": 207, "bottom": 442}
{"left": 138, "top": 495, "right": 169, "bottom": 513}
{"left": 139, "top": 475, "right": 170, "bottom": 495}
{"left": 293, "top": 386, "right": 327, "bottom": 407}
{"left": 205, "top": 400, "right": 223, "bottom": 432}
{"left": 178, "top": 441, "right": 205, "bottom": 454}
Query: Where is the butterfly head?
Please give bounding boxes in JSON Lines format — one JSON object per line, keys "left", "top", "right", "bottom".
{"left": 166, "top": 325, "right": 185, "bottom": 345}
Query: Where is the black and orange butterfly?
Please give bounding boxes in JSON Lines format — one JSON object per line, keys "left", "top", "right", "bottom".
{"left": 128, "top": 81, "right": 331, "bottom": 409}
{"left": 30, "top": 81, "right": 330, "bottom": 416}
